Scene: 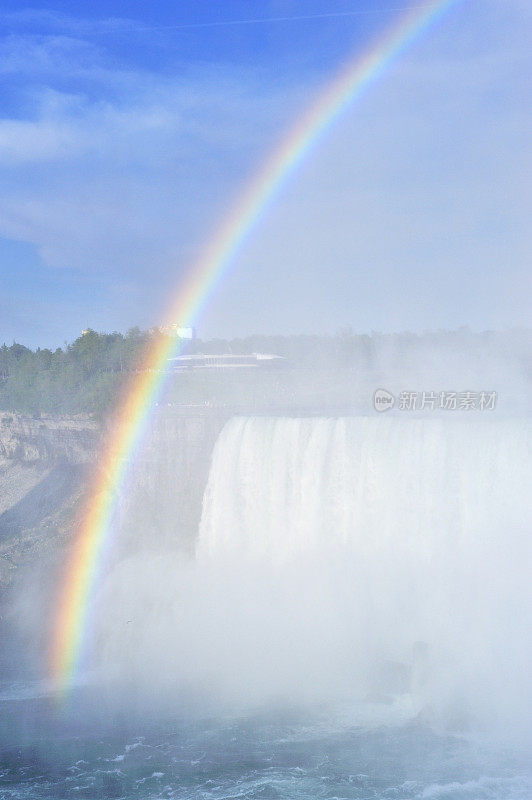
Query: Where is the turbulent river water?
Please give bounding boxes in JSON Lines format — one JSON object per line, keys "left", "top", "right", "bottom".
{"left": 1, "top": 416, "right": 531, "bottom": 799}
{"left": 1, "top": 684, "right": 532, "bottom": 799}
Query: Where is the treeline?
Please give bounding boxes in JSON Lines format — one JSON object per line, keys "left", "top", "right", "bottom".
{"left": 0, "top": 328, "right": 152, "bottom": 417}
{"left": 0, "top": 326, "right": 529, "bottom": 417}
{"left": 0, "top": 326, "right": 384, "bottom": 417}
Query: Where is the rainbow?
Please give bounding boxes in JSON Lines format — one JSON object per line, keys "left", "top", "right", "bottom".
{"left": 51, "top": 0, "right": 459, "bottom": 689}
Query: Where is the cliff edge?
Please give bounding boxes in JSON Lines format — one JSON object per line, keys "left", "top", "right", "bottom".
{"left": 0, "top": 413, "right": 99, "bottom": 592}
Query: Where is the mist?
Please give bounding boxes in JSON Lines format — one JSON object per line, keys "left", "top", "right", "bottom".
{"left": 86, "top": 415, "right": 530, "bottom": 739}
{"left": 22, "top": 334, "right": 521, "bottom": 736}
{"left": 1, "top": 330, "right": 530, "bottom": 800}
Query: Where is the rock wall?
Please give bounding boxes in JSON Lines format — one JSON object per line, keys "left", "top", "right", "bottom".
{"left": 114, "top": 409, "right": 231, "bottom": 558}
{"left": 0, "top": 412, "right": 98, "bottom": 466}
{"left": 0, "top": 408, "right": 230, "bottom": 676}
{"left": 0, "top": 413, "right": 99, "bottom": 592}
{"left": 0, "top": 409, "right": 231, "bottom": 593}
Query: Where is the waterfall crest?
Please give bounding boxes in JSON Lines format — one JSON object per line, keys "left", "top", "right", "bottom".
{"left": 199, "top": 416, "right": 529, "bottom": 561}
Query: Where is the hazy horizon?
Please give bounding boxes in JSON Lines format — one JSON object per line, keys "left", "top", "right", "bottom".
{"left": 4, "top": 323, "right": 532, "bottom": 354}
{"left": 1, "top": 0, "right": 530, "bottom": 348}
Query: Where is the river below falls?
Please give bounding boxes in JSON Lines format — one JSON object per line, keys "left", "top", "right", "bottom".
{"left": 1, "top": 682, "right": 531, "bottom": 800}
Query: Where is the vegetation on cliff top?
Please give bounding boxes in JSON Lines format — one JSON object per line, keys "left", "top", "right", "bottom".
{"left": 0, "top": 326, "right": 372, "bottom": 416}
{"left": 0, "top": 327, "right": 528, "bottom": 418}
{"left": 0, "top": 328, "right": 152, "bottom": 418}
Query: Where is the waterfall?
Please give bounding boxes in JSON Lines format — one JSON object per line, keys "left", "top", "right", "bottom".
{"left": 94, "top": 415, "right": 531, "bottom": 725}
{"left": 199, "top": 416, "right": 529, "bottom": 560}
{"left": 196, "top": 416, "right": 531, "bottom": 722}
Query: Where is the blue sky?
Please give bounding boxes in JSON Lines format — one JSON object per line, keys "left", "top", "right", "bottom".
{"left": 0, "top": 0, "right": 530, "bottom": 347}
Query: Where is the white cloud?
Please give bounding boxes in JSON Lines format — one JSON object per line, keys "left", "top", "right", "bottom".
{"left": 205, "top": 0, "right": 531, "bottom": 334}
{"left": 0, "top": 27, "right": 306, "bottom": 278}
{"left": 0, "top": 0, "right": 530, "bottom": 336}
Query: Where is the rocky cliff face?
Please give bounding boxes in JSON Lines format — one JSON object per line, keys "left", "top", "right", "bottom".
{"left": 110, "top": 410, "right": 230, "bottom": 561}
{"left": 0, "top": 413, "right": 98, "bottom": 466}
{"left": 0, "top": 413, "right": 99, "bottom": 592}
{"left": 0, "top": 408, "right": 231, "bottom": 675}
{"left": 0, "top": 409, "right": 231, "bottom": 594}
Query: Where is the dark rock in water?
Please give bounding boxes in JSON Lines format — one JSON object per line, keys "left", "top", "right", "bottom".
{"left": 366, "top": 642, "right": 431, "bottom": 703}
{"left": 366, "top": 660, "right": 411, "bottom": 703}
{"left": 443, "top": 696, "right": 471, "bottom": 733}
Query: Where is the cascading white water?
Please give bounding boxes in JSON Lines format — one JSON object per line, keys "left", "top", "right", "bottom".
{"left": 197, "top": 416, "right": 532, "bottom": 727}
{"left": 199, "top": 416, "right": 528, "bottom": 559}
{"left": 92, "top": 415, "right": 531, "bottom": 731}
